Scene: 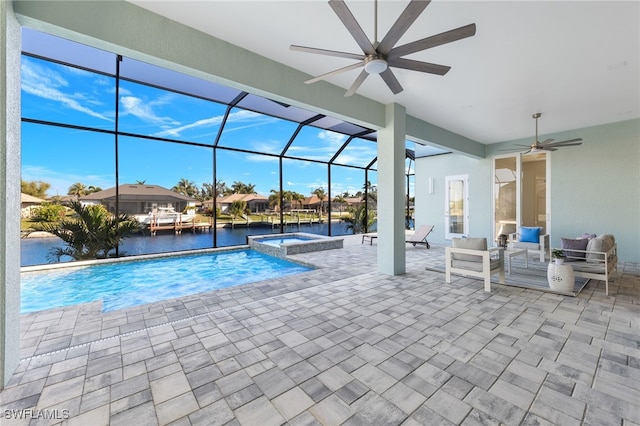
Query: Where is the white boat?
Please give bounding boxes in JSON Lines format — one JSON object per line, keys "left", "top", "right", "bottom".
{"left": 134, "top": 207, "right": 195, "bottom": 225}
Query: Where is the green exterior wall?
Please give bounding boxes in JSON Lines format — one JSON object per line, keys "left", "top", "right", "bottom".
{"left": 415, "top": 119, "right": 640, "bottom": 262}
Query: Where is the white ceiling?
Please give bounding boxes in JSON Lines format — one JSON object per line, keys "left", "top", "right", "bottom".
{"left": 128, "top": 0, "right": 639, "bottom": 144}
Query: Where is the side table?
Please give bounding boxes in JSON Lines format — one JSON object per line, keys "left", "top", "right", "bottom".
{"left": 547, "top": 261, "right": 575, "bottom": 292}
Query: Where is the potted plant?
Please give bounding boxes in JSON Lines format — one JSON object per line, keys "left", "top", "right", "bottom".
{"left": 551, "top": 249, "right": 566, "bottom": 264}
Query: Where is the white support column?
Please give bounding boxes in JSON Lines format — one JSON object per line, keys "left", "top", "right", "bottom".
{"left": 0, "top": 0, "right": 21, "bottom": 388}
{"left": 377, "top": 103, "right": 406, "bottom": 275}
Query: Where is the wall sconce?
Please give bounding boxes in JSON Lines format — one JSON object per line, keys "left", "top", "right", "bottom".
{"left": 428, "top": 178, "right": 434, "bottom": 194}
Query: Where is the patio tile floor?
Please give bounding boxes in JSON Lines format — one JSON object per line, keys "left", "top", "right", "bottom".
{"left": 1, "top": 235, "right": 639, "bottom": 425}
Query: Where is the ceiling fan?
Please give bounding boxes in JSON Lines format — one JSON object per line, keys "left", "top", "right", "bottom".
{"left": 290, "top": 0, "right": 476, "bottom": 97}
{"left": 518, "top": 113, "right": 583, "bottom": 154}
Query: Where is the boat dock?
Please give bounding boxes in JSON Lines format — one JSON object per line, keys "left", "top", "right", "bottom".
{"left": 148, "top": 218, "right": 213, "bottom": 236}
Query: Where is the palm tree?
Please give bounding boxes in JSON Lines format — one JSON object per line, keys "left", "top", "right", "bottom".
{"left": 343, "top": 204, "right": 376, "bottom": 235}
{"left": 230, "top": 181, "right": 257, "bottom": 194}
{"left": 172, "top": 178, "right": 199, "bottom": 197}
{"left": 269, "top": 189, "right": 282, "bottom": 212}
{"left": 229, "top": 200, "right": 247, "bottom": 228}
{"left": 37, "top": 201, "right": 140, "bottom": 261}
{"left": 333, "top": 194, "right": 346, "bottom": 214}
{"left": 312, "top": 187, "right": 327, "bottom": 217}
{"left": 68, "top": 182, "right": 88, "bottom": 197}
{"left": 199, "top": 182, "right": 215, "bottom": 202}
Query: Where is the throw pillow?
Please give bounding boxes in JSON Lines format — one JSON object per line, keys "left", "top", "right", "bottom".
{"left": 520, "top": 227, "right": 542, "bottom": 243}
{"left": 561, "top": 237, "right": 589, "bottom": 259}
{"left": 580, "top": 233, "right": 596, "bottom": 240}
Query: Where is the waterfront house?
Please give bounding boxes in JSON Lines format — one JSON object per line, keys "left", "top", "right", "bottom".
{"left": 79, "top": 184, "right": 197, "bottom": 216}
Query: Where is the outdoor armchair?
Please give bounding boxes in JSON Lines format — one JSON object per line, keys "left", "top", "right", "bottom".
{"left": 445, "top": 237, "right": 505, "bottom": 292}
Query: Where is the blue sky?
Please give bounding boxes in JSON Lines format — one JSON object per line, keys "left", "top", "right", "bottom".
{"left": 21, "top": 40, "right": 413, "bottom": 199}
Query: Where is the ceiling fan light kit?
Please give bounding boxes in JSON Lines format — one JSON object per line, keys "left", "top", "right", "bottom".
{"left": 364, "top": 56, "right": 388, "bottom": 74}
{"left": 291, "top": 0, "right": 476, "bottom": 96}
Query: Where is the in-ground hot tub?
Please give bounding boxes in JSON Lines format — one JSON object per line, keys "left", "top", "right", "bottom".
{"left": 248, "top": 232, "right": 343, "bottom": 258}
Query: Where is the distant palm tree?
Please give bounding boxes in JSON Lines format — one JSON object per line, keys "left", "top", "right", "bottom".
{"left": 269, "top": 189, "right": 282, "bottom": 212}
{"left": 230, "top": 181, "right": 257, "bottom": 194}
{"left": 291, "top": 192, "right": 305, "bottom": 211}
{"left": 172, "top": 178, "right": 199, "bottom": 197}
{"left": 68, "top": 182, "right": 88, "bottom": 197}
{"left": 312, "top": 187, "right": 327, "bottom": 214}
{"left": 199, "top": 182, "right": 215, "bottom": 202}
{"left": 37, "top": 201, "right": 140, "bottom": 261}
{"left": 333, "top": 194, "right": 346, "bottom": 214}
{"left": 229, "top": 200, "right": 248, "bottom": 228}
{"left": 343, "top": 204, "right": 376, "bottom": 234}
{"left": 136, "top": 180, "right": 146, "bottom": 185}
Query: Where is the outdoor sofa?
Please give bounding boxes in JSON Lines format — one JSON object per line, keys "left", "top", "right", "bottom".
{"left": 556, "top": 233, "right": 618, "bottom": 295}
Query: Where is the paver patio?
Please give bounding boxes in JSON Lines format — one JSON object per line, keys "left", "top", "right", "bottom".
{"left": 1, "top": 235, "right": 638, "bottom": 425}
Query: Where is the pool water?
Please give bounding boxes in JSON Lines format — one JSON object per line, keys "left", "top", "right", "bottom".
{"left": 257, "top": 237, "right": 313, "bottom": 247}
{"left": 20, "top": 249, "right": 313, "bottom": 313}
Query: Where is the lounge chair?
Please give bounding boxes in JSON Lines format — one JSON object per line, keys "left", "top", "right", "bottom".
{"left": 406, "top": 224, "right": 434, "bottom": 249}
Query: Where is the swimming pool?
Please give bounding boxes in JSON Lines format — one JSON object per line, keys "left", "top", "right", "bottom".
{"left": 248, "top": 232, "right": 344, "bottom": 258}
{"left": 257, "top": 237, "right": 314, "bottom": 247}
{"left": 20, "top": 249, "right": 313, "bottom": 313}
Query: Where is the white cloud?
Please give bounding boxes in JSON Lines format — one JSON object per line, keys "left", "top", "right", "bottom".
{"left": 120, "top": 96, "right": 181, "bottom": 127}
{"left": 21, "top": 58, "right": 114, "bottom": 122}
{"left": 152, "top": 108, "right": 274, "bottom": 139}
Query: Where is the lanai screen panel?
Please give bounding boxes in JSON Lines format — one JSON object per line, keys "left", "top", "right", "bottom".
{"left": 120, "top": 57, "right": 240, "bottom": 105}
{"left": 22, "top": 28, "right": 116, "bottom": 74}
{"left": 217, "top": 107, "right": 296, "bottom": 154}
{"left": 21, "top": 55, "right": 116, "bottom": 132}
{"left": 333, "top": 137, "right": 377, "bottom": 168}
{"left": 236, "top": 94, "right": 319, "bottom": 123}
{"left": 117, "top": 79, "right": 227, "bottom": 144}
{"left": 286, "top": 126, "right": 348, "bottom": 162}
{"left": 21, "top": 122, "right": 116, "bottom": 202}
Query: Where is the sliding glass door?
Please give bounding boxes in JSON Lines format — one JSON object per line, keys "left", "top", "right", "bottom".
{"left": 493, "top": 153, "right": 548, "bottom": 241}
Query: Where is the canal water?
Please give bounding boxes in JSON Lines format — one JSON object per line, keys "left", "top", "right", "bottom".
{"left": 21, "top": 222, "right": 354, "bottom": 267}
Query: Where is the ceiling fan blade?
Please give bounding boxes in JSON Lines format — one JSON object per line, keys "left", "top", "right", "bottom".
{"left": 388, "top": 23, "right": 477, "bottom": 59}
{"left": 290, "top": 45, "right": 365, "bottom": 61}
{"left": 541, "top": 138, "right": 555, "bottom": 144}
{"left": 329, "top": 0, "right": 377, "bottom": 56}
{"left": 377, "top": 0, "right": 432, "bottom": 54}
{"left": 543, "top": 138, "right": 583, "bottom": 147}
{"left": 304, "top": 62, "right": 364, "bottom": 84}
{"left": 344, "top": 70, "right": 369, "bottom": 97}
{"left": 546, "top": 142, "right": 583, "bottom": 148}
{"left": 380, "top": 68, "right": 403, "bottom": 94}
{"left": 388, "top": 57, "right": 450, "bottom": 75}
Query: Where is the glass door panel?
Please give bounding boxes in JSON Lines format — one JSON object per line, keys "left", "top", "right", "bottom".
{"left": 445, "top": 175, "right": 468, "bottom": 239}
{"left": 494, "top": 156, "right": 518, "bottom": 240}
{"left": 522, "top": 153, "right": 547, "bottom": 231}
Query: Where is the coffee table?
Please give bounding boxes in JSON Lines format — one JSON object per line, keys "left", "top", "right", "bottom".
{"left": 503, "top": 248, "right": 528, "bottom": 274}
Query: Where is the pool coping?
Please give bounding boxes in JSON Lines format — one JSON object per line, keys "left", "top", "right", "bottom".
{"left": 20, "top": 245, "right": 253, "bottom": 273}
